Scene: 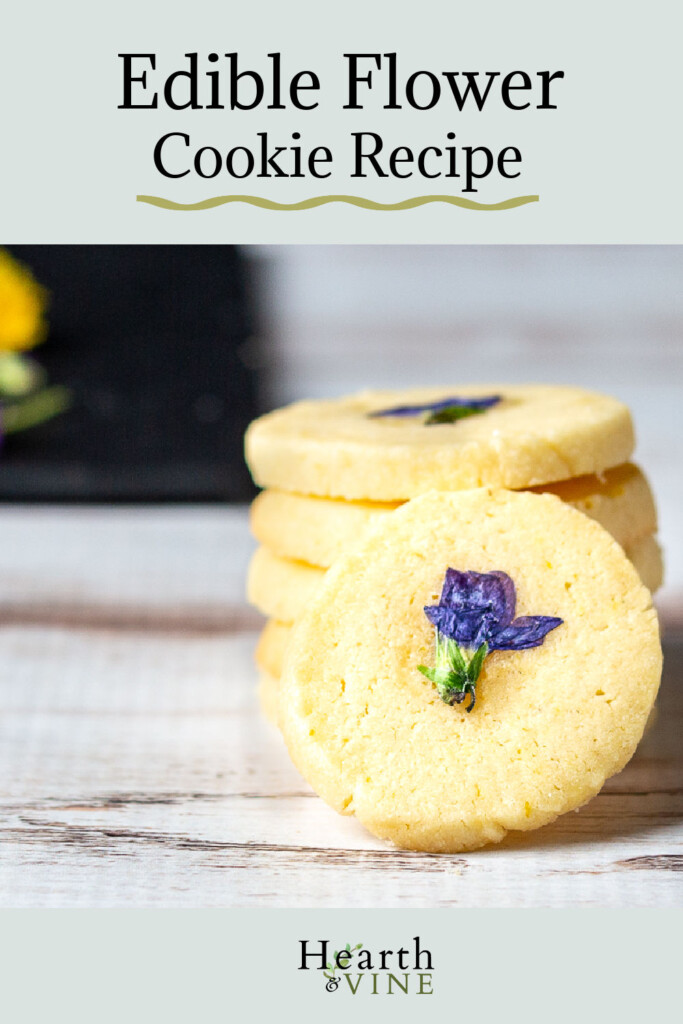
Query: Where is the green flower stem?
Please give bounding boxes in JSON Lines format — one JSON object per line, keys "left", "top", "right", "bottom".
{"left": 418, "top": 638, "right": 489, "bottom": 711}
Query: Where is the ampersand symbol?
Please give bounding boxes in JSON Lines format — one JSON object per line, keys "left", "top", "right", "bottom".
{"left": 325, "top": 978, "right": 340, "bottom": 992}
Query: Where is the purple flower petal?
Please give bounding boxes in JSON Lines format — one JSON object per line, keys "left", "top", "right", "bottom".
{"left": 423, "top": 603, "right": 458, "bottom": 638}
{"left": 440, "top": 570, "right": 516, "bottom": 628}
{"left": 424, "top": 570, "right": 518, "bottom": 645}
{"left": 424, "top": 604, "right": 492, "bottom": 646}
{"left": 489, "top": 615, "right": 563, "bottom": 651}
{"left": 421, "top": 567, "right": 564, "bottom": 708}
{"left": 369, "top": 394, "right": 501, "bottom": 418}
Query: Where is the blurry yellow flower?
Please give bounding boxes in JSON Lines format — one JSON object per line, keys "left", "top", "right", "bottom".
{"left": 0, "top": 249, "right": 48, "bottom": 353}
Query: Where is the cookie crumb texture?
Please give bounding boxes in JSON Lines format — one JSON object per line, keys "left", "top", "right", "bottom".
{"left": 245, "top": 385, "right": 635, "bottom": 500}
{"left": 279, "top": 489, "right": 662, "bottom": 853}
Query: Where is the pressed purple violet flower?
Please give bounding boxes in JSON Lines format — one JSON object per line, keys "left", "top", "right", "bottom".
{"left": 368, "top": 394, "right": 501, "bottom": 425}
{"left": 418, "top": 569, "right": 562, "bottom": 711}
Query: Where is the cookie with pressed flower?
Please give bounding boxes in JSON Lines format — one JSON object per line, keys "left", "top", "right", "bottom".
{"left": 251, "top": 534, "right": 662, "bottom": 679}
{"left": 252, "top": 542, "right": 661, "bottom": 738}
{"left": 250, "top": 462, "right": 656, "bottom": 569}
{"left": 279, "top": 489, "right": 662, "bottom": 853}
{"left": 257, "top": 614, "right": 661, "bottom": 738}
{"left": 245, "top": 385, "right": 635, "bottom": 501}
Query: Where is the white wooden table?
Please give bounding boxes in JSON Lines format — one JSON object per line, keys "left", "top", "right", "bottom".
{"left": 1, "top": 507, "right": 681, "bottom": 907}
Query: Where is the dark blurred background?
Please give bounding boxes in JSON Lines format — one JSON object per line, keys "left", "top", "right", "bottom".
{"left": 0, "top": 246, "right": 260, "bottom": 502}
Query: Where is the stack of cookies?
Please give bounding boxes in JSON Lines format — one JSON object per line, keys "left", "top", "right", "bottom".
{"left": 244, "top": 385, "right": 663, "bottom": 852}
{"left": 246, "top": 385, "right": 662, "bottom": 722}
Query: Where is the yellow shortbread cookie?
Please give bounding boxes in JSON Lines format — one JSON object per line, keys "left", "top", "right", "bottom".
{"left": 530, "top": 463, "right": 656, "bottom": 549}
{"left": 245, "top": 386, "right": 635, "bottom": 500}
{"left": 250, "top": 490, "right": 399, "bottom": 569}
{"left": 250, "top": 463, "right": 656, "bottom": 568}
{"left": 247, "top": 530, "right": 661, "bottom": 624}
{"left": 255, "top": 605, "right": 661, "bottom": 737}
{"left": 627, "top": 534, "right": 664, "bottom": 594}
{"left": 247, "top": 547, "right": 325, "bottom": 624}
{"left": 279, "top": 489, "right": 662, "bottom": 852}
{"left": 258, "top": 652, "right": 660, "bottom": 741}
{"left": 255, "top": 618, "right": 292, "bottom": 678}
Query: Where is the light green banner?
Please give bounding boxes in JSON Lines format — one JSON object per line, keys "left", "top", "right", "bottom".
{"left": 0, "top": 0, "right": 681, "bottom": 242}
{"left": 0, "top": 909, "right": 678, "bottom": 1021}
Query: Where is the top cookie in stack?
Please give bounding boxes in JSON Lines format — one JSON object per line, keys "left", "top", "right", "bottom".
{"left": 245, "top": 385, "right": 635, "bottom": 500}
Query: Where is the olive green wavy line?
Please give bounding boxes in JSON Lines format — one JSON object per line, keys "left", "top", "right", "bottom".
{"left": 136, "top": 193, "right": 539, "bottom": 212}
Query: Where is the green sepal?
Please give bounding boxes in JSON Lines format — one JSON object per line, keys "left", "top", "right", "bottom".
{"left": 418, "top": 664, "right": 455, "bottom": 687}
{"left": 467, "top": 642, "right": 489, "bottom": 683}
{"left": 418, "top": 663, "right": 468, "bottom": 703}
{"left": 420, "top": 636, "right": 489, "bottom": 710}
{"left": 425, "top": 404, "right": 486, "bottom": 425}
{"left": 446, "top": 638, "right": 468, "bottom": 674}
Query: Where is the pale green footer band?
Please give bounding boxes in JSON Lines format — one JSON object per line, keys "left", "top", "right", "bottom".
{"left": 135, "top": 193, "right": 539, "bottom": 212}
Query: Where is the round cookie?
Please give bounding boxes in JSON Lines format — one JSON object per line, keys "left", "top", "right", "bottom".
{"left": 250, "top": 462, "right": 656, "bottom": 569}
{"left": 250, "top": 491, "right": 399, "bottom": 569}
{"left": 252, "top": 531, "right": 663, "bottom": 678}
{"left": 256, "top": 618, "right": 292, "bottom": 678}
{"left": 247, "top": 532, "right": 661, "bottom": 624}
{"left": 627, "top": 534, "right": 664, "bottom": 594}
{"left": 531, "top": 463, "right": 657, "bottom": 551}
{"left": 245, "top": 385, "right": 635, "bottom": 501}
{"left": 247, "top": 547, "right": 323, "bottom": 623}
{"left": 279, "top": 489, "right": 662, "bottom": 853}
{"left": 258, "top": 626, "right": 660, "bottom": 743}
